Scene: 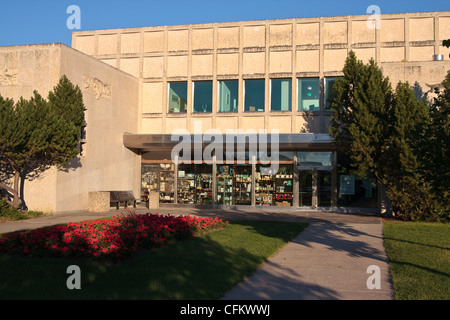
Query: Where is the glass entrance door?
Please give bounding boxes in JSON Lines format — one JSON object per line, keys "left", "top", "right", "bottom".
{"left": 299, "top": 170, "right": 313, "bottom": 206}
{"left": 299, "top": 169, "right": 332, "bottom": 207}
{"left": 318, "top": 170, "right": 332, "bottom": 207}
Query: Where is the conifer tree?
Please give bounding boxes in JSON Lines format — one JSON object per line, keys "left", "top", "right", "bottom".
{"left": 0, "top": 76, "right": 85, "bottom": 209}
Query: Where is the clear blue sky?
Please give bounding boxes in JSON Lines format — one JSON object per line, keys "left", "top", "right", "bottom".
{"left": 1, "top": 0, "right": 449, "bottom": 47}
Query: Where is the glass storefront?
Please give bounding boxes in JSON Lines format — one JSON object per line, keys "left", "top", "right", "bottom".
{"left": 140, "top": 151, "right": 376, "bottom": 210}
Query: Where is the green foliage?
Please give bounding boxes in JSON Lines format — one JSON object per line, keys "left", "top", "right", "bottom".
{"left": 0, "top": 75, "right": 86, "bottom": 208}
{"left": 330, "top": 51, "right": 448, "bottom": 222}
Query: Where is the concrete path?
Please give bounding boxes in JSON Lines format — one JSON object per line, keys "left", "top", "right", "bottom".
{"left": 0, "top": 206, "right": 394, "bottom": 300}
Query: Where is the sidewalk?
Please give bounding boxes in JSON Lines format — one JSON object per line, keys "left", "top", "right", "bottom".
{"left": 0, "top": 206, "right": 394, "bottom": 300}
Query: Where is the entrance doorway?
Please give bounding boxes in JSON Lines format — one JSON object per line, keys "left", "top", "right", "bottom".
{"left": 298, "top": 169, "right": 332, "bottom": 207}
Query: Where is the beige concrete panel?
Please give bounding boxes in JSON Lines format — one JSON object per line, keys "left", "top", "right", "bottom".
{"left": 409, "top": 18, "right": 434, "bottom": 42}
{"left": 166, "top": 117, "right": 187, "bottom": 134}
{"left": 217, "top": 27, "right": 240, "bottom": 49}
{"left": 324, "top": 49, "right": 347, "bottom": 72}
{"left": 217, "top": 53, "right": 239, "bottom": 75}
{"left": 296, "top": 23, "right": 320, "bottom": 46}
{"left": 192, "top": 54, "right": 213, "bottom": 76}
{"left": 241, "top": 116, "right": 265, "bottom": 131}
{"left": 98, "top": 34, "right": 118, "bottom": 55}
{"left": 381, "top": 19, "right": 405, "bottom": 42}
{"left": 296, "top": 50, "right": 319, "bottom": 73}
{"left": 269, "top": 51, "right": 292, "bottom": 73}
{"left": 352, "top": 48, "right": 376, "bottom": 63}
{"left": 74, "top": 35, "right": 96, "bottom": 56}
{"left": 296, "top": 115, "right": 320, "bottom": 133}
{"left": 120, "top": 58, "right": 140, "bottom": 77}
{"left": 439, "top": 17, "right": 450, "bottom": 41}
{"left": 101, "top": 59, "right": 117, "bottom": 68}
{"left": 143, "top": 56, "right": 164, "bottom": 78}
{"left": 268, "top": 116, "right": 292, "bottom": 133}
{"left": 144, "top": 31, "right": 165, "bottom": 52}
{"left": 168, "top": 29, "right": 189, "bottom": 52}
{"left": 270, "top": 24, "right": 292, "bottom": 47}
{"left": 243, "top": 25, "right": 266, "bottom": 47}
{"left": 191, "top": 117, "right": 213, "bottom": 133}
{"left": 243, "top": 52, "right": 265, "bottom": 74}
{"left": 409, "top": 46, "right": 434, "bottom": 62}
{"left": 167, "top": 55, "right": 188, "bottom": 77}
{"left": 121, "top": 32, "right": 141, "bottom": 54}
{"left": 381, "top": 47, "right": 405, "bottom": 62}
{"left": 192, "top": 28, "right": 214, "bottom": 50}
{"left": 215, "top": 116, "right": 238, "bottom": 132}
{"left": 439, "top": 46, "right": 450, "bottom": 60}
{"left": 352, "top": 20, "right": 376, "bottom": 43}
{"left": 142, "top": 118, "right": 163, "bottom": 134}
{"left": 142, "top": 82, "right": 163, "bottom": 113}
{"left": 324, "top": 21, "right": 347, "bottom": 44}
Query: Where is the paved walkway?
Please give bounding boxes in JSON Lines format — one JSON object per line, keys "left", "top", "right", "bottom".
{"left": 0, "top": 206, "right": 394, "bottom": 300}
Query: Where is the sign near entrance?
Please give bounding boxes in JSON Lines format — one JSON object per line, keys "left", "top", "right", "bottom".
{"left": 340, "top": 175, "right": 355, "bottom": 195}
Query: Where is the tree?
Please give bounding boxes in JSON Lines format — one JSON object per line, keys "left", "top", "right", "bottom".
{"left": 0, "top": 75, "right": 85, "bottom": 209}
{"left": 330, "top": 51, "right": 444, "bottom": 221}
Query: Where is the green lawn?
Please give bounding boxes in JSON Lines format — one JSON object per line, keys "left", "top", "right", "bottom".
{"left": 0, "top": 220, "right": 307, "bottom": 300}
{"left": 383, "top": 221, "right": 450, "bottom": 300}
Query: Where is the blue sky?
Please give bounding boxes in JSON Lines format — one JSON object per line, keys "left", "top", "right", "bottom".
{"left": 1, "top": 0, "right": 449, "bottom": 47}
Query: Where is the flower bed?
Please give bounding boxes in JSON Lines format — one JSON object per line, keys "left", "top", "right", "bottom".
{"left": 0, "top": 213, "right": 228, "bottom": 260}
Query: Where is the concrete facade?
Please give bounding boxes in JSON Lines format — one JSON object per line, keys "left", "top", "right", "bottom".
{"left": 72, "top": 11, "right": 450, "bottom": 136}
{"left": 0, "top": 11, "right": 449, "bottom": 213}
{"left": 0, "top": 44, "right": 140, "bottom": 213}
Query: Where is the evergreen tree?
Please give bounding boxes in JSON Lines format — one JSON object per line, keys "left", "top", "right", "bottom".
{"left": 0, "top": 76, "right": 86, "bottom": 209}
{"left": 330, "top": 51, "right": 444, "bottom": 221}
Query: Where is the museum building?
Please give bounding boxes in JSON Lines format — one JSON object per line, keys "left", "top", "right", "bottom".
{"left": 1, "top": 11, "right": 449, "bottom": 214}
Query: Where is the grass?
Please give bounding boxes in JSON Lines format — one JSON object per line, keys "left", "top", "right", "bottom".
{"left": 383, "top": 221, "right": 450, "bottom": 300}
{"left": 0, "top": 220, "right": 307, "bottom": 300}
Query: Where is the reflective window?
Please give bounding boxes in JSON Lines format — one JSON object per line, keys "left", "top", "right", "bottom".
{"left": 218, "top": 80, "right": 239, "bottom": 112}
{"left": 325, "top": 78, "right": 337, "bottom": 110}
{"left": 168, "top": 82, "right": 187, "bottom": 113}
{"left": 244, "top": 79, "right": 265, "bottom": 112}
{"left": 298, "top": 152, "right": 333, "bottom": 167}
{"left": 298, "top": 78, "right": 320, "bottom": 111}
{"left": 193, "top": 81, "right": 213, "bottom": 113}
{"left": 271, "top": 78, "right": 292, "bottom": 111}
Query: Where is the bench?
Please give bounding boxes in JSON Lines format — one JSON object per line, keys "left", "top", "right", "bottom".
{"left": 108, "top": 191, "right": 137, "bottom": 210}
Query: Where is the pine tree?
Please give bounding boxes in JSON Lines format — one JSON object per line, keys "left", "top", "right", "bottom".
{"left": 0, "top": 76, "right": 86, "bottom": 209}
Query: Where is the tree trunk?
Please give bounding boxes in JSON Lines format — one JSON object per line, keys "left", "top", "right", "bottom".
{"left": 11, "top": 170, "right": 21, "bottom": 208}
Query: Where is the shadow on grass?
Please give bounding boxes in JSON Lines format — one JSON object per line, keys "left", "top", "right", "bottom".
{"left": 0, "top": 220, "right": 309, "bottom": 300}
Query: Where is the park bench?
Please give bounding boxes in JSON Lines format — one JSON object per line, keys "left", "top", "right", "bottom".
{"left": 108, "top": 191, "right": 137, "bottom": 209}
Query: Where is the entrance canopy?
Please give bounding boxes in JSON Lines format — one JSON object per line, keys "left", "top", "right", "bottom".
{"left": 123, "top": 133, "right": 334, "bottom": 153}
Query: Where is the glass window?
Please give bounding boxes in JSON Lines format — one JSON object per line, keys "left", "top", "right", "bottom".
{"left": 325, "top": 78, "right": 337, "bottom": 110}
{"left": 271, "top": 78, "right": 292, "bottom": 111}
{"left": 168, "top": 82, "right": 187, "bottom": 113}
{"left": 298, "top": 78, "right": 320, "bottom": 111}
{"left": 244, "top": 79, "right": 265, "bottom": 112}
{"left": 193, "top": 81, "right": 213, "bottom": 113}
{"left": 298, "top": 152, "right": 333, "bottom": 167}
{"left": 218, "top": 80, "right": 239, "bottom": 112}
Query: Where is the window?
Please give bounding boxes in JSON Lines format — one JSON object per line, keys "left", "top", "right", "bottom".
{"left": 168, "top": 82, "right": 187, "bottom": 113}
{"left": 218, "top": 80, "right": 238, "bottom": 112}
{"left": 325, "top": 78, "right": 337, "bottom": 110}
{"left": 271, "top": 78, "right": 292, "bottom": 111}
{"left": 298, "top": 152, "right": 333, "bottom": 167}
{"left": 193, "top": 81, "right": 213, "bottom": 113}
{"left": 298, "top": 78, "right": 320, "bottom": 111}
{"left": 244, "top": 79, "right": 265, "bottom": 112}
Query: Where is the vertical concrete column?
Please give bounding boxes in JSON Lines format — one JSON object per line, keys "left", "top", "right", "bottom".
{"left": 293, "top": 152, "right": 299, "bottom": 207}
